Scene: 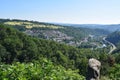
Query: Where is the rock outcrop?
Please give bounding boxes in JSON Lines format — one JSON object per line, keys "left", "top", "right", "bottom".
{"left": 86, "top": 58, "right": 101, "bottom": 80}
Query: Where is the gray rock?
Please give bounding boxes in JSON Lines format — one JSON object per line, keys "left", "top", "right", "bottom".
{"left": 86, "top": 58, "right": 101, "bottom": 80}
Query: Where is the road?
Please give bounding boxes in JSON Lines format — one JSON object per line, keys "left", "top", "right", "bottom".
{"left": 103, "top": 37, "right": 117, "bottom": 54}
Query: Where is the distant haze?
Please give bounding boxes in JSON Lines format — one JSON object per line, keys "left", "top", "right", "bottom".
{"left": 55, "top": 23, "right": 120, "bottom": 32}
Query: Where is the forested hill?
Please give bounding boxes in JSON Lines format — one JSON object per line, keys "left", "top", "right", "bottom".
{"left": 0, "top": 25, "right": 86, "bottom": 80}
{"left": 0, "top": 19, "right": 110, "bottom": 44}
{"left": 0, "top": 24, "right": 91, "bottom": 75}
{"left": 106, "top": 31, "right": 120, "bottom": 45}
{"left": 0, "top": 23, "right": 108, "bottom": 79}
{"left": 106, "top": 31, "right": 120, "bottom": 53}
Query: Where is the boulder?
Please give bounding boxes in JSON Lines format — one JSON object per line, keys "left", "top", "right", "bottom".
{"left": 86, "top": 58, "right": 101, "bottom": 80}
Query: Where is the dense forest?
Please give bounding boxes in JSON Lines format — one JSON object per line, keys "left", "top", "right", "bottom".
{"left": 0, "top": 20, "right": 120, "bottom": 79}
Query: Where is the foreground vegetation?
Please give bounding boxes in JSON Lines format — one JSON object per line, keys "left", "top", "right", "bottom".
{"left": 0, "top": 58, "right": 85, "bottom": 80}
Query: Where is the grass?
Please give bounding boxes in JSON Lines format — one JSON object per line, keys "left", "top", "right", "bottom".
{"left": 4, "top": 21, "right": 64, "bottom": 29}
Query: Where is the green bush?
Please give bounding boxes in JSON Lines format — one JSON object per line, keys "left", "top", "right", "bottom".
{"left": 108, "top": 64, "right": 120, "bottom": 79}
{"left": 0, "top": 58, "right": 85, "bottom": 80}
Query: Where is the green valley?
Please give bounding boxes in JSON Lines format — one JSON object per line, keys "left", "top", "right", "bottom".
{"left": 0, "top": 19, "right": 120, "bottom": 79}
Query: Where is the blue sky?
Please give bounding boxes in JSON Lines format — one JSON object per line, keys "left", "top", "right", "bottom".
{"left": 0, "top": 0, "right": 120, "bottom": 24}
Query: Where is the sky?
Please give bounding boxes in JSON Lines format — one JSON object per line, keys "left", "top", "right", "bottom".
{"left": 0, "top": 0, "right": 120, "bottom": 24}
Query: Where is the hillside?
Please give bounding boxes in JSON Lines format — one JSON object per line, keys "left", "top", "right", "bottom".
{"left": 106, "top": 31, "right": 120, "bottom": 45}
{"left": 0, "top": 19, "right": 110, "bottom": 47}
{"left": 0, "top": 24, "right": 87, "bottom": 79}
{"left": 0, "top": 24, "right": 91, "bottom": 75}
{"left": 106, "top": 31, "right": 120, "bottom": 54}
